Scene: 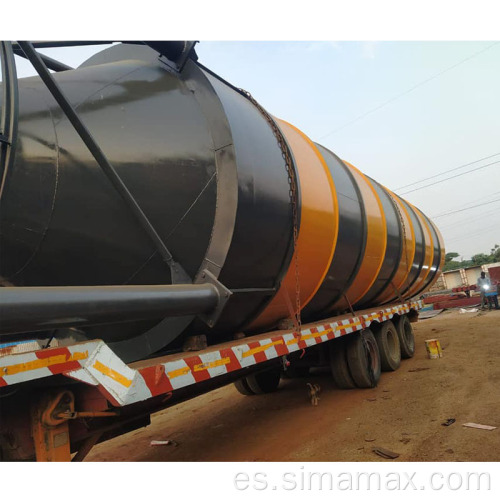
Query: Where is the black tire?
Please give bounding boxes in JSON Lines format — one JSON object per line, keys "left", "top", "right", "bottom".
{"left": 245, "top": 368, "right": 281, "bottom": 394}
{"left": 394, "top": 314, "right": 415, "bottom": 359}
{"left": 373, "top": 320, "right": 401, "bottom": 371}
{"left": 346, "top": 329, "right": 381, "bottom": 388}
{"left": 234, "top": 377, "right": 256, "bottom": 396}
{"left": 329, "top": 337, "right": 357, "bottom": 389}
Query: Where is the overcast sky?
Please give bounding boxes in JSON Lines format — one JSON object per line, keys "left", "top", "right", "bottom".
{"left": 10, "top": 40, "right": 500, "bottom": 261}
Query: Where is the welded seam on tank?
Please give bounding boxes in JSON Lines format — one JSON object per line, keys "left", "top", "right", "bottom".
{"left": 122, "top": 251, "right": 157, "bottom": 285}
{"left": 122, "top": 172, "right": 217, "bottom": 284}
{"left": 52, "top": 65, "right": 149, "bottom": 127}
{"left": 165, "top": 172, "right": 216, "bottom": 243}
{"left": 1, "top": 90, "right": 60, "bottom": 283}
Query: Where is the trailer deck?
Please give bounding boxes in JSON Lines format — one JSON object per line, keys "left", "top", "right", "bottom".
{"left": 0, "top": 300, "right": 422, "bottom": 461}
{"left": 0, "top": 300, "right": 422, "bottom": 404}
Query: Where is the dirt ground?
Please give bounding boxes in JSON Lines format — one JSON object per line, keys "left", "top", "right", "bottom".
{"left": 87, "top": 309, "right": 500, "bottom": 462}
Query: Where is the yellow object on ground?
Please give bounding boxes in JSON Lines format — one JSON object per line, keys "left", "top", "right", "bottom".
{"left": 425, "top": 339, "right": 443, "bottom": 359}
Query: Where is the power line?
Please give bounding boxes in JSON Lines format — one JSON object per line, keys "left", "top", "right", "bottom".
{"left": 445, "top": 224, "right": 500, "bottom": 246}
{"left": 319, "top": 41, "right": 500, "bottom": 140}
{"left": 445, "top": 223, "right": 500, "bottom": 244}
{"left": 439, "top": 207, "right": 500, "bottom": 230}
{"left": 453, "top": 190, "right": 500, "bottom": 209}
{"left": 432, "top": 190, "right": 500, "bottom": 219}
{"left": 445, "top": 220, "right": 500, "bottom": 239}
{"left": 432, "top": 198, "right": 500, "bottom": 219}
{"left": 399, "top": 160, "right": 500, "bottom": 195}
{"left": 394, "top": 152, "right": 500, "bottom": 191}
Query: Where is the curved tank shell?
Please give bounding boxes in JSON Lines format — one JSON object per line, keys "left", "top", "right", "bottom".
{"left": 0, "top": 43, "right": 445, "bottom": 361}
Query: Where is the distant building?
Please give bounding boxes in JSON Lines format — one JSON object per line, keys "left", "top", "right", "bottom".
{"left": 430, "top": 262, "right": 500, "bottom": 291}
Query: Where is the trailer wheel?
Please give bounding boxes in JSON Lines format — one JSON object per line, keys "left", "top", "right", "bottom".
{"left": 373, "top": 320, "right": 401, "bottom": 371}
{"left": 245, "top": 368, "right": 281, "bottom": 394}
{"left": 234, "top": 377, "right": 256, "bottom": 396}
{"left": 394, "top": 314, "right": 415, "bottom": 359}
{"left": 346, "top": 329, "right": 381, "bottom": 388}
{"left": 329, "top": 338, "right": 356, "bottom": 389}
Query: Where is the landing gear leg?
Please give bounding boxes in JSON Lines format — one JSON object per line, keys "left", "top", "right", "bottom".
{"left": 31, "top": 390, "right": 74, "bottom": 462}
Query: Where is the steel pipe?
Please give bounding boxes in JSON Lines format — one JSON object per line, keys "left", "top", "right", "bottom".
{"left": 0, "top": 284, "right": 219, "bottom": 334}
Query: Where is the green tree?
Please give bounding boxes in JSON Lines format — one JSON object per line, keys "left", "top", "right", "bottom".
{"left": 470, "top": 253, "right": 493, "bottom": 266}
{"left": 445, "top": 252, "right": 459, "bottom": 263}
{"left": 490, "top": 244, "right": 500, "bottom": 262}
{"left": 442, "top": 246, "right": 499, "bottom": 272}
{"left": 443, "top": 251, "right": 466, "bottom": 271}
{"left": 443, "top": 260, "right": 465, "bottom": 272}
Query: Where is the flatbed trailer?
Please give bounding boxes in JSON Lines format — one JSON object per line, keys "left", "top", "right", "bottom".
{"left": 0, "top": 299, "right": 422, "bottom": 462}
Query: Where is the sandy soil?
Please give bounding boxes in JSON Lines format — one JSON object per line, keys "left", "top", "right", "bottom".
{"left": 87, "top": 309, "right": 500, "bottom": 462}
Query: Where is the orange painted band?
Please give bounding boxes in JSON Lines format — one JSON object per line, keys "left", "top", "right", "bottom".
{"left": 406, "top": 204, "right": 434, "bottom": 297}
{"left": 329, "top": 161, "right": 387, "bottom": 311}
{"left": 249, "top": 119, "right": 338, "bottom": 330}
{"left": 425, "top": 218, "right": 446, "bottom": 291}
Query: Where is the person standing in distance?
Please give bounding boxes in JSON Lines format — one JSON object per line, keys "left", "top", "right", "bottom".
{"left": 477, "top": 271, "right": 499, "bottom": 310}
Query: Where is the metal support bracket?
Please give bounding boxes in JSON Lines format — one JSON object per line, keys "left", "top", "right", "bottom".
{"left": 390, "top": 281, "right": 406, "bottom": 304}
{"left": 343, "top": 293, "right": 356, "bottom": 317}
{"left": 145, "top": 41, "right": 198, "bottom": 72}
{"left": 195, "top": 269, "right": 232, "bottom": 327}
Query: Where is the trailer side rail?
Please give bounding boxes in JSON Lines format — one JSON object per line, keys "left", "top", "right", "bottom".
{"left": 0, "top": 300, "right": 423, "bottom": 407}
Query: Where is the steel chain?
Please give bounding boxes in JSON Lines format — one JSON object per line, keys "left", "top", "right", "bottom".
{"left": 238, "top": 89, "right": 302, "bottom": 333}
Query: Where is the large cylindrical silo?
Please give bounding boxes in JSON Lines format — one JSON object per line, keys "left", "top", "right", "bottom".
{"left": 0, "top": 43, "right": 444, "bottom": 362}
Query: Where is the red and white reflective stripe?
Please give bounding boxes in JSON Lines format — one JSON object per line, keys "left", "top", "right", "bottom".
{"left": 0, "top": 344, "right": 95, "bottom": 386}
{"left": 0, "top": 301, "right": 423, "bottom": 406}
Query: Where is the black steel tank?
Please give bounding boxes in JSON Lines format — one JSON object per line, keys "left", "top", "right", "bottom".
{"left": 0, "top": 43, "right": 445, "bottom": 362}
